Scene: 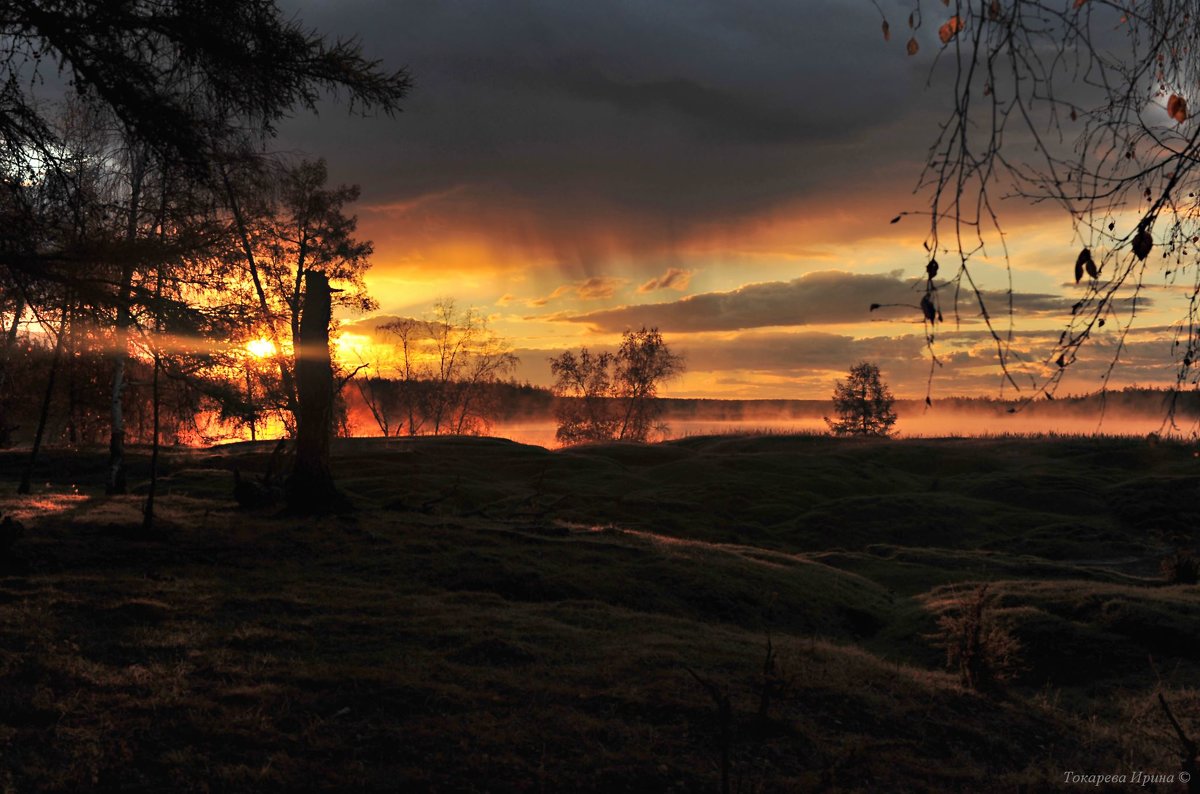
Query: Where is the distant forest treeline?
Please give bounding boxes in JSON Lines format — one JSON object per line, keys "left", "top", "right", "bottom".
{"left": 609, "top": 388, "right": 1200, "bottom": 423}
{"left": 7, "top": 349, "right": 1198, "bottom": 448}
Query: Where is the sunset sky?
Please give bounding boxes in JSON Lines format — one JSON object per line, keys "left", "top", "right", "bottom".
{"left": 275, "top": 0, "right": 1190, "bottom": 399}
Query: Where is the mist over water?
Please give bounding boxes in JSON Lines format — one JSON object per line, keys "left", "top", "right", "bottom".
{"left": 339, "top": 389, "right": 1200, "bottom": 449}
{"left": 490, "top": 408, "right": 1193, "bottom": 449}
{"left": 894, "top": 409, "right": 1184, "bottom": 439}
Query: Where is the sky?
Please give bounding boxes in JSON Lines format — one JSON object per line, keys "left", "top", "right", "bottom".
{"left": 273, "top": 0, "right": 1193, "bottom": 399}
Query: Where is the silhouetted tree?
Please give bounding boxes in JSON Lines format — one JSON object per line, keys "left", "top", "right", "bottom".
{"left": 0, "top": 0, "right": 410, "bottom": 330}
{"left": 0, "top": 1, "right": 410, "bottom": 177}
{"left": 826, "top": 362, "right": 897, "bottom": 437}
{"left": 223, "top": 157, "right": 376, "bottom": 432}
{"left": 549, "top": 348, "right": 617, "bottom": 444}
{"left": 376, "top": 317, "right": 427, "bottom": 436}
{"left": 0, "top": 0, "right": 410, "bottom": 492}
{"left": 550, "top": 327, "right": 684, "bottom": 444}
{"left": 356, "top": 302, "right": 519, "bottom": 437}
{"left": 287, "top": 270, "right": 344, "bottom": 513}
{"left": 422, "top": 301, "right": 519, "bottom": 435}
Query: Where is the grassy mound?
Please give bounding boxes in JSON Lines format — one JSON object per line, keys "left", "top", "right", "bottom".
{"left": 0, "top": 434, "right": 1197, "bottom": 791}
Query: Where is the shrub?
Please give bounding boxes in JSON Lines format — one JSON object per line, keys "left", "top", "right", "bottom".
{"left": 932, "top": 584, "right": 1022, "bottom": 691}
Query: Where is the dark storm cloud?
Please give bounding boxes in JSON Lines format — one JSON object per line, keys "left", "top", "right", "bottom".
{"left": 276, "top": 0, "right": 941, "bottom": 265}
{"left": 553, "top": 270, "right": 1117, "bottom": 333}
{"left": 520, "top": 64, "right": 823, "bottom": 145}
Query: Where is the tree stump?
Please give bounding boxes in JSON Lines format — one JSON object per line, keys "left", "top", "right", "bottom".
{"left": 286, "top": 270, "right": 349, "bottom": 513}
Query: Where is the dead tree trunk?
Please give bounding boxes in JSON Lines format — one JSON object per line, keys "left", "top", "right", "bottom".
{"left": 286, "top": 270, "right": 346, "bottom": 513}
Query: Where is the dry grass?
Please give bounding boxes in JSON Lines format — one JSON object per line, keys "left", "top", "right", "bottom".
{"left": 0, "top": 434, "right": 1196, "bottom": 791}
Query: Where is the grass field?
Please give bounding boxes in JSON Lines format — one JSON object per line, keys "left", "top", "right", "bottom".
{"left": 1, "top": 434, "right": 1198, "bottom": 791}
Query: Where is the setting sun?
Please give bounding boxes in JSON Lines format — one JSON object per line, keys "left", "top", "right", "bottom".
{"left": 333, "top": 331, "right": 372, "bottom": 361}
{"left": 245, "top": 338, "right": 276, "bottom": 359}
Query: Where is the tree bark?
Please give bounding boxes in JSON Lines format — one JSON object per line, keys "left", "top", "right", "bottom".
{"left": 286, "top": 270, "right": 346, "bottom": 513}
{"left": 107, "top": 346, "right": 128, "bottom": 494}
{"left": 19, "top": 296, "right": 69, "bottom": 495}
{"left": 142, "top": 265, "right": 163, "bottom": 533}
{"left": 0, "top": 293, "right": 25, "bottom": 447}
{"left": 108, "top": 149, "right": 146, "bottom": 495}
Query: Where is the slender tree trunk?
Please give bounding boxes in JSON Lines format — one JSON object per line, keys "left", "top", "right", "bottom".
{"left": 142, "top": 265, "right": 164, "bottom": 533}
{"left": 455, "top": 385, "right": 473, "bottom": 434}
{"left": 220, "top": 165, "right": 299, "bottom": 419}
{"left": 108, "top": 334, "right": 128, "bottom": 494}
{"left": 401, "top": 334, "right": 419, "bottom": 435}
{"left": 246, "top": 367, "right": 257, "bottom": 441}
{"left": 617, "top": 385, "right": 648, "bottom": 441}
{"left": 65, "top": 303, "right": 78, "bottom": 446}
{"left": 0, "top": 294, "right": 25, "bottom": 446}
{"left": 108, "top": 152, "right": 145, "bottom": 495}
{"left": 142, "top": 161, "right": 175, "bottom": 531}
{"left": 141, "top": 351, "right": 161, "bottom": 530}
{"left": 861, "top": 384, "right": 868, "bottom": 436}
{"left": 289, "top": 234, "right": 309, "bottom": 352}
{"left": 19, "top": 296, "right": 69, "bottom": 495}
{"left": 286, "top": 271, "right": 345, "bottom": 513}
{"left": 3, "top": 295, "right": 21, "bottom": 350}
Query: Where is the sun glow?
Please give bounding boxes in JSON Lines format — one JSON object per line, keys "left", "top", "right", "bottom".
{"left": 334, "top": 332, "right": 373, "bottom": 361}
{"left": 246, "top": 338, "right": 276, "bottom": 359}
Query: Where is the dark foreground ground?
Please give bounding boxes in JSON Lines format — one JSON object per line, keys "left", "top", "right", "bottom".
{"left": 0, "top": 434, "right": 1198, "bottom": 792}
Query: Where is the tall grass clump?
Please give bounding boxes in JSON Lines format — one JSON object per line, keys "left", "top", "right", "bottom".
{"left": 932, "top": 584, "right": 1022, "bottom": 691}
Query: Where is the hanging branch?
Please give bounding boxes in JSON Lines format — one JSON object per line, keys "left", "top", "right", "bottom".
{"left": 880, "top": 0, "right": 1200, "bottom": 411}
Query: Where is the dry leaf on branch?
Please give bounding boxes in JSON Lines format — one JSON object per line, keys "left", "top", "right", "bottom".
{"left": 939, "top": 16, "right": 963, "bottom": 44}
{"left": 1074, "top": 248, "right": 1098, "bottom": 282}
{"left": 920, "top": 293, "right": 937, "bottom": 323}
{"left": 1133, "top": 226, "right": 1153, "bottom": 261}
{"left": 1168, "top": 94, "right": 1188, "bottom": 123}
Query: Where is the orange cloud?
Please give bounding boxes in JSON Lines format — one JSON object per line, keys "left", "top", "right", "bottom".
{"left": 638, "top": 267, "right": 694, "bottom": 293}
{"left": 527, "top": 276, "right": 627, "bottom": 306}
